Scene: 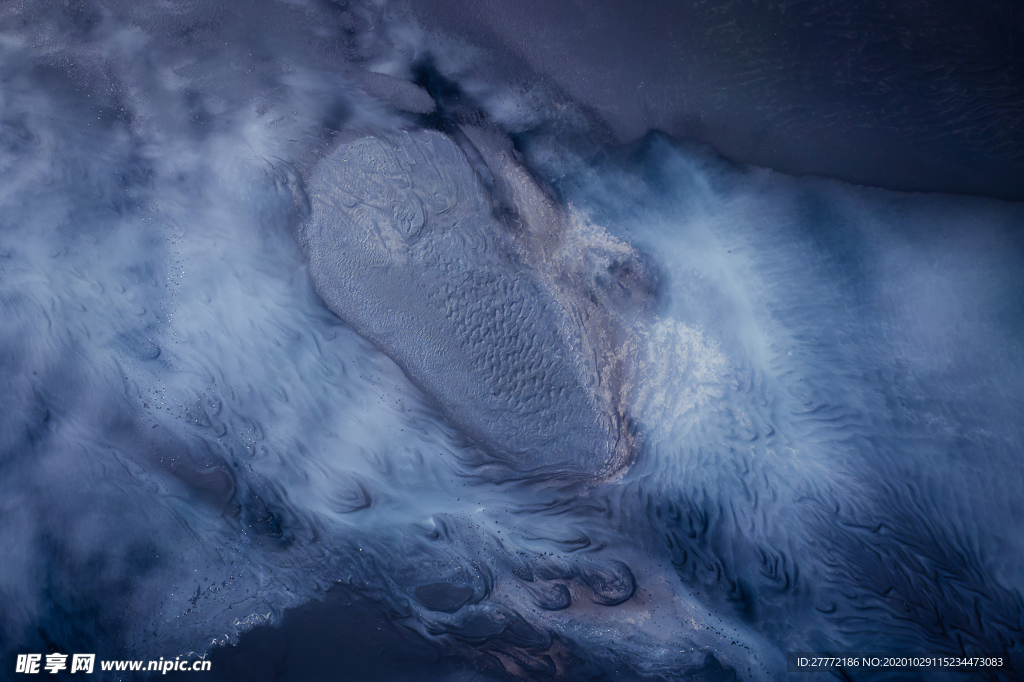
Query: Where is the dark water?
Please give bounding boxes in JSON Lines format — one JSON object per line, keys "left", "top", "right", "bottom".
{"left": 1, "top": 2, "right": 1022, "bottom": 681}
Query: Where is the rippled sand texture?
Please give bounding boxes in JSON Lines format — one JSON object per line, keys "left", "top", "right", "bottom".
{"left": 1, "top": 1, "right": 1023, "bottom": 681}
{"left": 303, "top": 129, "right": 635, "bottom": 477}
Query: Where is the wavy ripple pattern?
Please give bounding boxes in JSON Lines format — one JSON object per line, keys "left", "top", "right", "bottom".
{"left": 0, "top": 2, "right": 1022, "bottom": 681}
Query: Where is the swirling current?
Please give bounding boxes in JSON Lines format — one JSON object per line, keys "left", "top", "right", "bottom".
{"left": 1, "top": 2, "right": 1023, "bottom": 681}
